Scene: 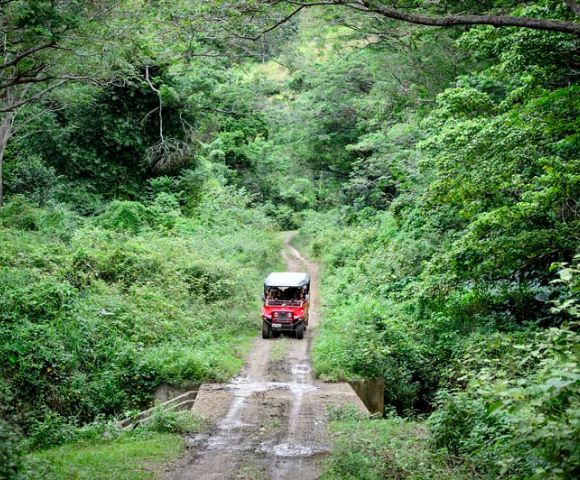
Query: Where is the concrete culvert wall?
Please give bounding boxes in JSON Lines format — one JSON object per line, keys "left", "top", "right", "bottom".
{"left": 348, "top": 378, "right": 384, "bottom": 415}
{"left": 155, "top": 384, "right": 200, "bottom": 403}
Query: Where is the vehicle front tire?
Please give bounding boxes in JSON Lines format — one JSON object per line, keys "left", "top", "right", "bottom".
{"left": 262, "top": 321, "right": 271, "bottom": 339}
{"left": 296, "top": 323, "right": 304, "bottom": 340}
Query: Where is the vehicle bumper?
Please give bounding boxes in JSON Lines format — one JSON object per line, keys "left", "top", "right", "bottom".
{"left": 262, "top": 317, "right": 304, "bottom": 332}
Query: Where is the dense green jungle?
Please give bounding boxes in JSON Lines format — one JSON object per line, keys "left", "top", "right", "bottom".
{"left": 0, "top": 1, "right": 579, "bottom": 479}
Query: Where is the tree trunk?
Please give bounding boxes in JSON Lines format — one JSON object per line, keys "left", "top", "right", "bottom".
{"left": 0, "top": 113, "right": 15, "bottom": 207}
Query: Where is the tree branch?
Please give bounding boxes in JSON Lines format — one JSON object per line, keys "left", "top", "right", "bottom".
{"left": 0, "top": 41, "right": 57, "bottom": 70}
{"left": 198, "top": 106, "right": 240, "bottom": 116}
{"left": 0, "top": 80, "right": 67, "bottom": 113}
{"left": 0, "top": 73, "right": 54, "bottom": 91}
{"left": 12, "top": 103, "right": 65, "bottom": 135}
{"left": 144, "top": 66, "right": 164, "bottom": 143}
{"left": 277, "top": 0, "right": 580, "bottom": 35}
{"left": 228, "top": 5, "right": 305, "bottom": 41}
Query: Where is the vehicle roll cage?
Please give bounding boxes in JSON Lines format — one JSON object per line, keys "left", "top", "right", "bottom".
{"left": 263, "top": 272, "right": 310, "bottom": 305}
{"left": 263, "top": 272, "right": 311, "bottom": 290}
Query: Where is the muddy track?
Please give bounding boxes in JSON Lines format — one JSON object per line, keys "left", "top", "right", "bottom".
{"left": 164, "top": 232, "right": 366, "bottom": 480}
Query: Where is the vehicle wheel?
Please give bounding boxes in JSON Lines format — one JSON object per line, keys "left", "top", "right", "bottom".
{"left": 262, "top": 321, "right": 271, "bottom": 339}
{"left": 296, "top": 323, "right": 304, "bottom": 340}
{"left": 272, "top": 331, "right": 281, "bottom": 338}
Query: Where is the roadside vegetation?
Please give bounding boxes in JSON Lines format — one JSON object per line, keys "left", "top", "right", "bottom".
{"left": 30, "top": 433, "right": 184, "bottom": 480}
{"left": 0, "top": 3, "right": 284, "bottom": 474}
{"left": 0, "top": 193, "right": 281, "bottom": 477}
{"left": 1, "top": 0, "right": 579, "bottom": 479}
{"left": 323, "top": 406, "right": 475, "bottom": 480}
{"left": 286, "top": 3, "right": 579, "bottom": 477}
{"left": 25, "top": 408, "right": 207, "bottom": 479}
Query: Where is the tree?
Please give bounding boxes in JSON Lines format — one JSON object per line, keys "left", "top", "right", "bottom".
{"left": 0, "top": 0, "right": 118, "bottom": 206}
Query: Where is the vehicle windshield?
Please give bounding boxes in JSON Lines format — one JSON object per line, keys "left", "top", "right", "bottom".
{"left": 264, "top": 286, "right": 306, "bottom": 306}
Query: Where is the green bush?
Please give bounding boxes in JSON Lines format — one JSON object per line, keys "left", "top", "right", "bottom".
{"left": 429, "top": 323, "right": 580, "bottom": 478}
{"left": 322, "top": 415, "right": 472, "bottom": 480}
{"left": 0, "top": 419, "right": 24, "bottom": 480}
{"left": 0, "top": 271, "right": 76, "bottom": 323}
{"left": 0, "top": 196, "right": 42, "bottom": 231}
{"left": 263, "top": 203, "right": 303, "bottom": 230}
{"left": 94, "top": 201, "right": 166, "bottom": 233}
{"left": 181, "top": 260, "right": 234, "bottom": 302}
{"left": 3, "top": 154, "right": 59, "bottom": 206}
{"left": 140, "top": 408, "right": 206, "bottom": 434}
{"left": 26, "top": 412, "right": 78, "bottom": 450}
{"left": 0, "top": 198, "right": 81, "bottom": 239}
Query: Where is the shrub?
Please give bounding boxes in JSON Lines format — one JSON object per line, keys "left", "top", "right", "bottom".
{"left": 3, "top": 154, "right": 59, "bottom": 206}
{"left": 95, "top": 201, "right": 159, "bottom": 233}
{"left": 0, "top": 196, "right": 41, "bottom": 231}
{"left": 301, "top": 208, "right": 580, "bottom": 475}
{"left": 26, "top": 412, "right": 78, "bottom": 450}
{"left": 0, "top": 271, "right": 76, "bottom": 323}
{"left": 54, "top": 182, "right": 106, "bottom": 216}
{"left": 180, "top": 260, "right": 234, "bottom": 302}
{"left": 263, "top": 203, "right": 303, "bottom": 230}
{"left": 322, "top": 415, "right": 472, "bottom": 480}
{"left": 140, "top": 408, "right": 207, "bottom": 434}
{"left": 0, "top": 419, "right": 24, "bottom": 480}
{"left": 429, "top": 324, "right": 580, "bottom": 478}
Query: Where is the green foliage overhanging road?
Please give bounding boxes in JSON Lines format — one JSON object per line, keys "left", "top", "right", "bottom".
{"left": 0, "top": 1, "right": 579, "bottom": 479}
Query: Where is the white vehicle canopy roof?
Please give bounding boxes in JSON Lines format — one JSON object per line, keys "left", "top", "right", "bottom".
{"left": 264, "top": 272, "right": 310, "bottom": 288}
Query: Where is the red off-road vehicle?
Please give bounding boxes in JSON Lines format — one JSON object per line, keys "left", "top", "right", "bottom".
{"left": 261, "top": 272, "right": 310, "bottom": 340}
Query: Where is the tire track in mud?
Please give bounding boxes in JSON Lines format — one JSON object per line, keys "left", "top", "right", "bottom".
{"left": 164, "top": 232, "right": 367, "bottom": 480}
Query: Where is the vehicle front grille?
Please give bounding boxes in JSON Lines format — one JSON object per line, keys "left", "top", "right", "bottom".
{"left": 276, "top": 312, "right": 293, "bottom": 322}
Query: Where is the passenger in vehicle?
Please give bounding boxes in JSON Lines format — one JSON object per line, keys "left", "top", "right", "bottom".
{"left": 266, "top": 288, "right": 280, "bottom": 304}
{"left": 266, "top": 288, "right": 272, "bottom": 302}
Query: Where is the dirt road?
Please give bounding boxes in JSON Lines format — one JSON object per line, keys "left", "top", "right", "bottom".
{"left": 164, "top": 233, "right": 367, "bottom": 480}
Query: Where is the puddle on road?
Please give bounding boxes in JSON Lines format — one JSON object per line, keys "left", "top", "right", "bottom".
{"left": 291, "top": 364, "right": 311, "bottom": 376}
{"left": 226, "top": 378, "right": 318, "bottom": 396}
{"left": 259, "top": 441, "right": 330, "bottom": 458}
{"left": 218, "top": 420, "right": 255, "bottom": 430}
{"left": 185, "top": 433, "right": 210, "bottom": 448}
